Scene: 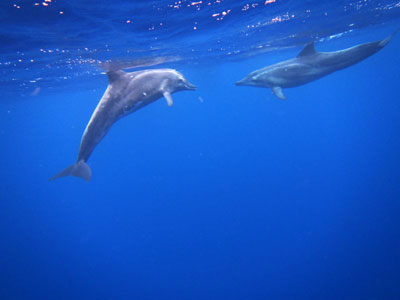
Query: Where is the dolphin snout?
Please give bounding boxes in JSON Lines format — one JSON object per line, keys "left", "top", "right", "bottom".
{"left": 235, "top": 78, "right": 248, "bottom": 86}
{"left": 184, "top": 81, "right": 197, "bottom": 90}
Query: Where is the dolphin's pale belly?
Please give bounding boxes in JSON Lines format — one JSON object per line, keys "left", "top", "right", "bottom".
{"left": 77, "top": 89, "right": 161, "bottom": 162}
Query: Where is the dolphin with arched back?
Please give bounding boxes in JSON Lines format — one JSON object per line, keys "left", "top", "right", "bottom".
{"left": 235, "top": 27, "right": 400, "bottom": 100}
{"left": 50, "top": 68, "right": 196, "bottom": 182}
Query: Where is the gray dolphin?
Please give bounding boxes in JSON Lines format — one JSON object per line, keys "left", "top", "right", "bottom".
{"left": 236, "top": 28, "right": 399, "bottom": 100}
{"left": 50, "top": 68, "right": 196, "bottom": 182}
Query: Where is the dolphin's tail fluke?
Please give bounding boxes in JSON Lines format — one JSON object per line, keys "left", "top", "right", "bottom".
{"left": 49, "top": 160, "right": 92, "bottom": 182}
{"left": 379, "top": 26, "right": 400, "bottom": 47}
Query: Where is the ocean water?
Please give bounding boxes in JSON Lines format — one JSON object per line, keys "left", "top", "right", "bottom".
{"left": 1, "top": 0, "right": 400, "bottom": 299}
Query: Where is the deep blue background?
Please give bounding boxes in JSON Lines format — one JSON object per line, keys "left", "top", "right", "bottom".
{"left": 1, "top": 1, "right": 400, "bottom": 299}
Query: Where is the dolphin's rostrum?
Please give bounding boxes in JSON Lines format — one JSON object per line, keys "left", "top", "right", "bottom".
{"left": 236, "top": 27, "right": 399, "bottom": 100}
{"left": 50, "top": 68, "right": 196, "bottom": 182}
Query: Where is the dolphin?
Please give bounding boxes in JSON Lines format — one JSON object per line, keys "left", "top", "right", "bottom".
{"left": 235, "top": 28, "right": 399, "bottom": 100}
{"left": 50, "top": 68, "right": 196, "bottom": 182}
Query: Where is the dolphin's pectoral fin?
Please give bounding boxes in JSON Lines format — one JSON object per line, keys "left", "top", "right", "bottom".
{"left": 297, "top": 42, "right": 316, "bottom": 58}
{"left": 163, "top": 91, "right": 174, "bottom": 107}
{"left": 271, "top": 86, "right": 287, "bottom": 100}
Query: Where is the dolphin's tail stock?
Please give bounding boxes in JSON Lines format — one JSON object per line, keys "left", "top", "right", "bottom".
{"left": 49, "top": 160, "right": 92, "bottom": 182}
{"left": 379, "top": 26, "right": 400, "bottom": 47}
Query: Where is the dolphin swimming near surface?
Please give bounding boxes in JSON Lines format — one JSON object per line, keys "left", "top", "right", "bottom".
{"left": 235, "top": 27, "right": 400, "bottom": 100}
{"left": 50, "top": 68, "right": 196, "bottom": 182}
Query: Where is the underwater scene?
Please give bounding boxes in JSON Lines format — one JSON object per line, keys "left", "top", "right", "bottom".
{"left": 1, "top": 0, "right": 400, "bottom": 299}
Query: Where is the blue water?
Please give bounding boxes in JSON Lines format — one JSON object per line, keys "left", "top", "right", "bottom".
{"left": 1, "top": 0, "right": 400, "bottom": 299}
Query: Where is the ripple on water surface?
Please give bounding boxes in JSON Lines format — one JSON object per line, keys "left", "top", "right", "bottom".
{"left": 1, "top": 0, "right": 400, "bottom": 99}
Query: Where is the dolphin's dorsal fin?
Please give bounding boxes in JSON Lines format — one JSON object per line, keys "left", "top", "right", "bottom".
{"left": 297, "top": 42, "right": 316, "bottom": 58}
{"left": 106, "top": 70, "right": 126, "bottom": 84}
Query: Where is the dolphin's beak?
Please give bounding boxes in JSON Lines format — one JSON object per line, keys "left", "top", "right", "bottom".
{"left": 235, "top": 78, "right": 247, "bottom": 86}
{"left": 185, "top": 81, "right": 197, "bottom": 90}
